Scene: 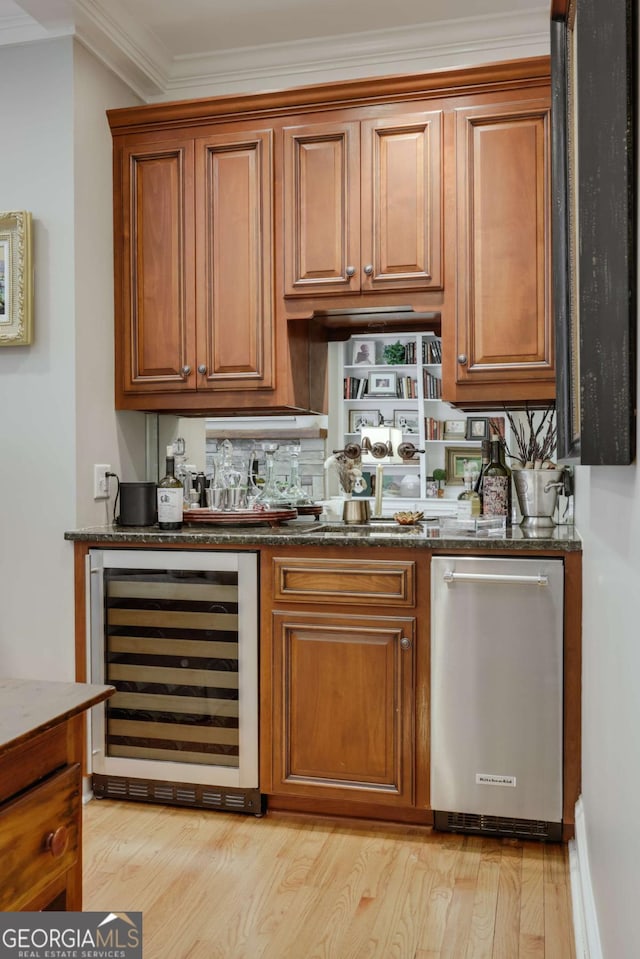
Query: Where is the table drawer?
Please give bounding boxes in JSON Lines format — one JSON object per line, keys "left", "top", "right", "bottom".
{"left": 272, "top": 556, "right": 415, "bottom": 606}
{"left": 0, "top": 724, "right": 68, "bottom": 805}
{"left": 0, "top": 764, "right": 81, "bottom": 911}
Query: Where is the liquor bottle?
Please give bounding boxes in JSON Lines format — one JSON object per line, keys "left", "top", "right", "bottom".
{"left": 457, "top": 467, "right": 481, "bottom": 516}
{"left": 157, "top": 445, "right": 183, "bottom": 530}
{"left": 482, "top": 434, "right": 511, "bottom": 519}
{"left": 474, "top": 439, "right": 491, "bottom": 505}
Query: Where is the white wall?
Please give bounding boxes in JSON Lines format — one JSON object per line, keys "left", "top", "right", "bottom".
{"left": 0, "top": 39, "right": 76, "bottom": 679}
{"left": 0, "top": 38, "right": 142, "bottom": 680}
{"left": 571, "top": 20, "right": 640, "bottom": 957}
{"left": 73, "top": 41, "right": 145, "bottom": 528}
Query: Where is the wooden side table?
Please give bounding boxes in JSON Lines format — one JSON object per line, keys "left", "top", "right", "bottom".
{"left": 0, "top": 679, "right": 113, "bottom": 911}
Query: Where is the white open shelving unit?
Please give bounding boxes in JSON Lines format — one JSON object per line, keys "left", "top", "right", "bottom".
{"left": 333, "top": 332, "right": 500, "bottom": 513}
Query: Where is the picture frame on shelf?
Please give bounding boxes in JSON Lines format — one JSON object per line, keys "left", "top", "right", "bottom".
{"left": 393, "top": 410, "right": 420, "bottom": 434}
{"left": 443, "top": 419, "right": 466, "bottom": 441}
{"left": 351, "top": 338, "right": 377, "bottom": 365}
{"left": 445, "top": 445, "right": 482, "bottom": 485}
{"left": 367, "top": 370, "right": 398, "bottom": 396}
{"left": 352, "top": 470, "right": 373, "bottom": 497}
{"left": 465, "top": 417, "right": 490, "bottom": 441}
{"left": 0, "top": 210, "right": 33, "bottom": 346}
{"left": 348, "top": 409, "right": 382, "bottom": 432}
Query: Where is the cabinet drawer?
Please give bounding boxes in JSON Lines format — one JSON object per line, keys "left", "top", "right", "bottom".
{"left": 0, "top": 764, "right": 80, "bottom": 911}
{"left": 0, "top": 723, "right": 68, "bottom": 805}
{"left": 272, "top": 557, "right": 415, "bottom": 606}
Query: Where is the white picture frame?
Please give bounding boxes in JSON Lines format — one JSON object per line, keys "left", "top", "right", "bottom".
{"left": 367, "top": 370, "right": 397, "bottom": 396}
{"left": 348, "top": 409, "right": 382, "bottom": 432}
{"left": 351, "top": 338, "right": 377, "bottom": 365}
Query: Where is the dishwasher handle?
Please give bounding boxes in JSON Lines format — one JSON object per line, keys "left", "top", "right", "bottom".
{"left": 442, "top": 569, "right": 549, "bottom": 587}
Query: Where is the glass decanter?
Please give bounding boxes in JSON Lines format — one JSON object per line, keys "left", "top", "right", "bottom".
{"left": 253, "top": 443, "right": 291, "bottom": 508}
{"left": 279, "top": 444, "right": 310, "bottom": 505}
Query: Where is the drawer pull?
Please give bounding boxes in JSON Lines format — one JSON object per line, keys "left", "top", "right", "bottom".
{"left": 45, "top": 826, "right": 69, "bottom": 858}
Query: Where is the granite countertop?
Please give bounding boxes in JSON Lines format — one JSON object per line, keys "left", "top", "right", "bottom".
{"left": 65, "top": 519, "right": 581, "bottom": 551}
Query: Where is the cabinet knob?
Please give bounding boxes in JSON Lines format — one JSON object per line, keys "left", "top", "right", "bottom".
{"left": 45, "top": 825, "right": 69, "bottom": 858}
{"left": 363, "top": 264, "right": 374, "bottom": 275}
{"left": 345, "top": 266, "right": 356, "bottom": 277}
{"left": 400, "top": 637, "right": 412, "bottom": 650}
{"left": 197, "top": 364, "right": 207, "bottom": 375}
{"left": 457, "top": 354, "right": 468, "bottom": 365}
{"left": 181, "top": 365, "right": 191, "bottom": 376}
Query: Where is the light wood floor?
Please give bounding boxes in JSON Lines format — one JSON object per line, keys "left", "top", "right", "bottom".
{"left": 82, "top": 799, "right": 575, "bottom": 959}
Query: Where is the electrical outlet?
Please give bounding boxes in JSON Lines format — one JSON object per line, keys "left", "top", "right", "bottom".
{"left": 93, "top": 464, "right": 111, "bottom": 500}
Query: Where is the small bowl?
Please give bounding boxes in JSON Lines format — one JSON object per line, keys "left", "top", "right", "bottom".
{"left": 393, "top": 510, "right": 424, "bottom": 526}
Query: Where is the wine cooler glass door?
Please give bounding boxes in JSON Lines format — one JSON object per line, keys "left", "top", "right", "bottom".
{"left": 89, "top": 549, "right": 258, "bottom": 791}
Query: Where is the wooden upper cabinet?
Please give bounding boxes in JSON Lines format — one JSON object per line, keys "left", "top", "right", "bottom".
{"left": 283, "top": 110, "right": 443, "bottom": 297}
{"left": 283, "top": 121, "right": 360, "bottom": 295}
{"left": 360, "top": 112, "right": 442, "bottom": 293}
{"left": 445, "top": 93, "right": 554, "bottom": 406}
{"left": 114, "top": 126, "right": 275, "bottom": 405}
{"left": 117, "top": 137, "right": 196, "bottom": 394}
{"left": 195, "top": 128, "right": 274, "bottom": 392}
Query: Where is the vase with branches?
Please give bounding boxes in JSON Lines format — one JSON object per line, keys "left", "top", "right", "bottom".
{"left": 493, "top": 404, "right": 558, "bottom": 470}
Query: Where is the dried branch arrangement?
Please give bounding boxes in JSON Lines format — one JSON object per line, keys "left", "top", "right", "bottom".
{"left": 493, "top": 405, "right": 557, "bottom": 469}
{"left": 324, "top": 451, "right": 364, "bottom": 494}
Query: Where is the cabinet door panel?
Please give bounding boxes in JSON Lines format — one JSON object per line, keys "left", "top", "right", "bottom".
{"left": 361, "top": 112, "right": 443, "bottom": 291}
{"left": 196, "top": 129, "right": 274, "bottom": 390}
{"left": 272, "top": 612, "right": 414, "bottom": 804}
{"left": 283, "top": 121, "right": 360, "bottom": 295}
{"left": 120, "top": 140, "right": 196, "bottom": 392}
{"left": 455, "top": 99, "right": 553, "bottom": 387}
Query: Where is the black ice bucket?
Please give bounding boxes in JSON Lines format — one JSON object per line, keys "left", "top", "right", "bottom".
{"left": 117, "top": 481, "right": 158, "bottom": 526}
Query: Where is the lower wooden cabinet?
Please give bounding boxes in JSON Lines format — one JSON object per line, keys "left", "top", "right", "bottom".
{"left": 270, "top": 611, "right": 415, "bottom": 805}
{"left": 260, "top": 547, "right": 430, "bottom": 821}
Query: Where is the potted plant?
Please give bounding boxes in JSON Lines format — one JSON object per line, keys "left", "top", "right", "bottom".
{"left": 382, "top": 341, "right": 406, "bottom": 365}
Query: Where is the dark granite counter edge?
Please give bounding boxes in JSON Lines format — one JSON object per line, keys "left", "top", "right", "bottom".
{"left": 65, "top": 524, "right": 582, "bottom": 551}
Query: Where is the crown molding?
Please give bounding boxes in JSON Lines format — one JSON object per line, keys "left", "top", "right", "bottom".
{"left": 2, "top": 2, "right": 549, "bottom": 102}
{"left": 157, "top": 10, "right": 549, "bottom": 101}
{"left": 72, "top": 0, "right": 171, "bottom": 98}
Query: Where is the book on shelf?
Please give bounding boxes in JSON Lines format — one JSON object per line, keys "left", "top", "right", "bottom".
{"left": 397, "top": 376, "right": 418, "bottom": 399}
{"left": 425, "top": 417, "right": 444, "bottom": 440}
{"left": 343, "top": 376, "right": 368, "bottom": 399}
{"left": 422, "top": 337, "right": 442, "bottom": 364}
{"left": 423, "top": 370, "right": 442, "bottom": 398}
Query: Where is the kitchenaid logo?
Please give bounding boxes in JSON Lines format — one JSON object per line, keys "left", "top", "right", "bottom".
{"left": 0, "top": 913, "right": 142, "bottom": 959}
{"left": 476, "top": 773, "right": 517, "bottom": 787}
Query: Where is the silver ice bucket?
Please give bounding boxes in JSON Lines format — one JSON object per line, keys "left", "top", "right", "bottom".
{"left": 512, "top": 468, "right": 564, "bottom": 528}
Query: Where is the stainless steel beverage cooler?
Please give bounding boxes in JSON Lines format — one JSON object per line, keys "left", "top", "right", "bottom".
{"left": 430, "top": 555, "right": 564, "bottom": 840}
{"left": 88, "top": 549, "right": 260, "bottom": 813}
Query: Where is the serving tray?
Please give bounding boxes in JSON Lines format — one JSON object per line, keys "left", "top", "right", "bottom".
{"left": 182, "top": 507, "right": 298, "bottom": 527}
{"left": 293, "top": 504, "right": 323, "bottom": 519}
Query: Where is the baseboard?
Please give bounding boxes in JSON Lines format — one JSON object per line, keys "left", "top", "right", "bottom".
{"left": 569, "top": 797, "right": 603, "bottom": 959}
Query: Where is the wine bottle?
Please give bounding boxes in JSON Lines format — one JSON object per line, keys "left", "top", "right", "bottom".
{"left": 457, "top": 466, "right": 481, "bottom": 516}
{"left": 482, "top": 434, "right": 511, "bottom": 519}
{"left": 157, "top": 445, "right": 183, "bottom": 530}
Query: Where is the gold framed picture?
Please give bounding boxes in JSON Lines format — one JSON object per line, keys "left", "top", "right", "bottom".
{"left": 445, "top": 445, "right": 482, "bottom": 485}
{"left": 0, "top": 211, "right": 33, "bottom": 346}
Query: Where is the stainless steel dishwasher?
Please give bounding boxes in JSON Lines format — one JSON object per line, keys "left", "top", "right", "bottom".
{"left": 430, "top": 555, "right": 564, "bottom": 840}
